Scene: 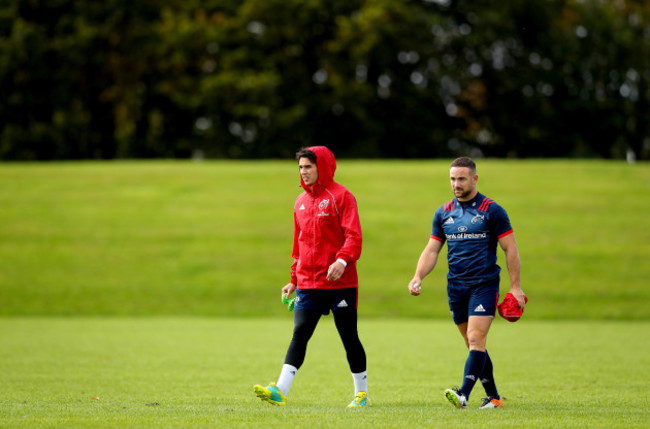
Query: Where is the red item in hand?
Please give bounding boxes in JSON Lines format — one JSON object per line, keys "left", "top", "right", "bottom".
{"left": 497, "top": 292, "right": 528, "bottom": 322}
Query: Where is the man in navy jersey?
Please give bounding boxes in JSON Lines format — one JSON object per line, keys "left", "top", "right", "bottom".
{"left": 408, "top": 157, "right": 526, "bottom": 409}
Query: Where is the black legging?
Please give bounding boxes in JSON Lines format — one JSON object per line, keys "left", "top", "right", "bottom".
{"left": 284, "top": 308, "right": 367, "bottom": 373}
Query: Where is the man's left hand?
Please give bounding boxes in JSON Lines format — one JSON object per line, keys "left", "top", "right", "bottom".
{"left": 510, "top": 287, "right": 527, "bottom": 309}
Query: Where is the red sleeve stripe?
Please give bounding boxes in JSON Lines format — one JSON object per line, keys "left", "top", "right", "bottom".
{"left": 497, "top": 229, "right": 514, "bottom": 239}
{"left": 431, "top": 235, "right": 444, "bottom": 242}
{"left": 478, "top": 198, "right": 494, "bottom": 212}
{"left": 444, "top": 200, "right": 454, "bottom": 212}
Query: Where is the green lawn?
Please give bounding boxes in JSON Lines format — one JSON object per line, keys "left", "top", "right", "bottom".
{"left": 1, "top": 160, "right": 648, "bottom": 427}
{"left": 0, "top": 160, "right": 648, "bottom": 319}
{"left": 1, "top": 318, "right": 648, "bottom": 428}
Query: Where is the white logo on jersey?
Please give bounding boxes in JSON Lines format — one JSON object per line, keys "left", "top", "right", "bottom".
{"left": 337, "top": 300, "right": 349, "bottom": 308}
{"left": 443, "top": 217, "right": 454, "bottom": 225}
{"left": 458, "top": 226, "right": 468, "bottom": 232}
{"left": 474, "top": 304, "right": 486, "bottom": 312}
{"left": 471, "top": 214, "right": 484, "bottom": 224}
{"left": 318, "top": 199, "right": 330, "bottom": 210}
{"left": 299, "top": 204, "right": 305, "bottom": 210}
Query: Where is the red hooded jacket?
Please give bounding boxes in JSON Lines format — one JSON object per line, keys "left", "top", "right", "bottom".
{"left": 290, "top": 146, "right": 362, "bottom": 289}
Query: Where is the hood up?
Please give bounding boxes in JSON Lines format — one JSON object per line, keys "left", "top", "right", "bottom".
{"left": 300, "top": 146, "right": 336, "bottom": 196}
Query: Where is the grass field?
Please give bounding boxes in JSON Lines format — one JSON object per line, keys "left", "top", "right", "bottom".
{"left": 1, "top": 159, "right": 648, "bottom": 427}
{"left": 1, "top": 318, "right": 648, "bottom": 428}
{"left": 0, "top": 160, "right": 649, "bottom": 319}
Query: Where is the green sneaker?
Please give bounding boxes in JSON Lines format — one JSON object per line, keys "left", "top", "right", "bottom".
{"left": 347, "top": 391, "right": 371, "bottom": 408}
{"left": 444, "top": 388, "right": 467, "bottom": 409}
{"left": 253, "top": 383, "right": 286, "bottom": 406}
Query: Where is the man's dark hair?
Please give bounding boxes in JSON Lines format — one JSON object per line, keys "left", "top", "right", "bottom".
{"left": 296, "top": 148, "right": 317, "bottom": 163}
{"left": 450, "top": 156, "right": 476, "bottom": 173}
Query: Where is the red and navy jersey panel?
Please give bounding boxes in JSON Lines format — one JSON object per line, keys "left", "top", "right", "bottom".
{"left": 431, "top": 192, "right": 513, "bottom": 285}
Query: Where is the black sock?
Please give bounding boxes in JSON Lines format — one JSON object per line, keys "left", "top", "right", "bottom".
{"left": 479, "top": 350, "right": 500, "bottom": 399}
{"left": 460, "top": 350, "right": 486, "bottom": 399}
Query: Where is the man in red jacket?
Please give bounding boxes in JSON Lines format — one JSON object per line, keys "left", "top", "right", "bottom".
{"left": 254, "top": 146, "right": 369, "bottom": 408}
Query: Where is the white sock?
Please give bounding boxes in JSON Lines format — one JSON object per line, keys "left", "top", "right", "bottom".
{"left": 276, "top": 364, "right": 298, "bottom": 396}
{"left": 352, "top": 371, "right": 368, "bottom": 395}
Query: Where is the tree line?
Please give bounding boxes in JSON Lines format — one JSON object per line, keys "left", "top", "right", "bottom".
{"left": 1, "top": 0, "right": 649, "bottom": 160}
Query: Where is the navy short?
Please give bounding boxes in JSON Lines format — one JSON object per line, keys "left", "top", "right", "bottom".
{"left": 447, "top": 278, "right": 500, "bottom": 325}
{"left": 294, "top": 288, "right": 358, "bottom": 315}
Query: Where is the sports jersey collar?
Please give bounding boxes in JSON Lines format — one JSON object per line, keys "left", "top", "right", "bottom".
{"left": 455, "top": 192, "right": 484, "bottom": 213}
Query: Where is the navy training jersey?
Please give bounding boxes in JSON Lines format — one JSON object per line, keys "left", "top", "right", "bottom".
{"left": 431, "top": 192, "right": 513, "bottom": 285}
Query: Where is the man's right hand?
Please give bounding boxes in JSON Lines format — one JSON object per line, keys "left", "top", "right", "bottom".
{"left": 282, "top": 283, "right": 297, "bottom": 298}
{"left": 408, "top": 279, "right": 422, "bottom": 296}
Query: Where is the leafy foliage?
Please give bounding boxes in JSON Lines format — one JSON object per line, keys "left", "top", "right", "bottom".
{"left": 1, "top": 0, "right": 649, "bottom": 159}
